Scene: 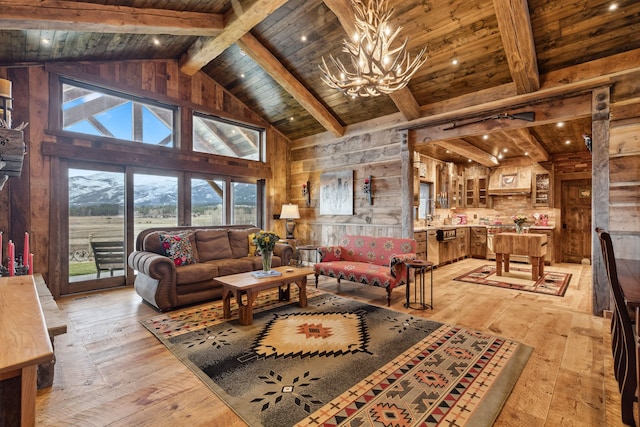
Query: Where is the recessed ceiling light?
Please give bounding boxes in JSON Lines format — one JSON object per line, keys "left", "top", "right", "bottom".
{"left": 609, "top": 3, "right": 618, "bottom": 11}
{"left": 468, "top": 159, "right": 472, "bottom": 162}
{"left": 524, "top": 151, "right": 529, "bottom": 156}
{"left": 503, "top": 148, "right": 508, "bottom": 152}
{"left": 557, "top": 122, "right": 565, "bottom": 127}
{"left": 153, "top": 38, "right": 160, "bottom": 46}
{"left": 289, "top": 117, "right": 294, "bottom": 121}
{"left": 240, "top": 73, "right": 245, "bottom": 78}
{"left": 483, "top": 134, "right": 489, "bottom": 140}
{"left": 498, "top": 153, "right": 503, "bottom": 159}
{"left": 452, "top": 59, "right": 458, "bottom": 65}
{"left": 239, "top": 49, "right": 246, "bottom": 56}
{"left": 301, "top": 35, "right": 307, "bottom": 42}
{"left": 41, "top": 38, "right": 51, "bottom": 45}
{"left": 446, "top": 150, "right": 451, "bottom": 153}
{"left": 565, "top": 140, "right": 571, "bottom": 144}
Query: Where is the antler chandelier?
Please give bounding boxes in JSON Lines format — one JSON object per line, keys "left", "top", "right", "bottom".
{"left": 320, "top": 0, "right": 427, "bottom": 98}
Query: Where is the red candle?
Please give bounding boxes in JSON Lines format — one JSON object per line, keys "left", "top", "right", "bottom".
{"left": 302, "top": 183, "right": 306, "bottom": 188}
{"left": 23, "top": 232, "right": 29, "bottom": 266}
{"left": 364, "top": 177, "right": 370, "bottom": 184}
{"left": 28, "top": 253, "right": 33, "bottom": 275}
{"left": 0, "top": 231, "right": 3, "bottom": 265}
{"left": 8, "top": 240, "right": 14, "bottom": 276}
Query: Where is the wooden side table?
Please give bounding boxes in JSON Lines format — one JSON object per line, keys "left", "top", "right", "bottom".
{"left": 404, "top": 260, "right": 434, "bottom": 310}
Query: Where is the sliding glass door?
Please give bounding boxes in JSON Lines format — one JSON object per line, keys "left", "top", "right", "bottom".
{"left": 68, "top": 167, "right": 125, "bottom": 288}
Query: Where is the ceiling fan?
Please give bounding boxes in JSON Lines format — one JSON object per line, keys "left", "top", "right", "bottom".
{"left": 443, "top": 112, "right": 535, "bottom": 130}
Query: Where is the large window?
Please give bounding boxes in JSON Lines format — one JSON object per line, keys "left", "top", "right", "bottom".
{"left": 192, "top": 178, "right": 225, "bottom": 226}
{"left": 193, "top": 113, "right": 263, "bottom": 161}
{"left": 61, "top": 80, "right": 177, "bottom": 147}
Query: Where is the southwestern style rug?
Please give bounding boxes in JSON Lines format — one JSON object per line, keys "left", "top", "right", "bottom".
{"left": 142, "top": 289, "right": 532, "bottom": 427}
{"left": 454, "top": 265, "right": 572, "bottom": 297}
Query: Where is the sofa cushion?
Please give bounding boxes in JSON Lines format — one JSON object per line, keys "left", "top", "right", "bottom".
{"left": 159, "top": 232, "right": 197, "bottom": 267}
{"left": 229, "top": 227, "right": 260, "bottom": 258}
{"left": 175, "top": 262, "right": 218, "bottom": 285}
{"left": 143, "top": 230, "right": 198, "bottom": 258}
{"left": 196, "top": 229, "right": 233, "bottom": 261}
{"left": 203, "top": 258, "right": 254, "bottom": 276}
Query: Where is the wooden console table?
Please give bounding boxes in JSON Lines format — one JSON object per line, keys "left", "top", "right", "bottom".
{"left": 494, "top": 232, "right": 548, "bottom": 280}
{"left": 0, "top": 275, "right": 54, "bottom": 426}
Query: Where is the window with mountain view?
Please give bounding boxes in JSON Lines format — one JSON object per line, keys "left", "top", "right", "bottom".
{"left": 193, "top": 113, "right": 263, "bottom": 161}
{"left": 192, "top": 178, "right": 225, "bottom": 226}
{"left": 61, "top": 81, "right": 176, "bottom": 147}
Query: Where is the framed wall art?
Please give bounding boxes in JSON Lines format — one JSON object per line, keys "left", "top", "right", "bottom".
{"left": 320, "top": 170, "right": 353, "bottom": 215}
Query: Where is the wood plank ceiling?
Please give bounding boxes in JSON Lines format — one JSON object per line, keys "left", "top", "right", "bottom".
{"left": 0, "top": 0, "right": 639, "bottom": 164}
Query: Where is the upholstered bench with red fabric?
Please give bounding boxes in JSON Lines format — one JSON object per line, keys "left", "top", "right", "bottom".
{"left": 314, "top": 235, "right": 417, "bottom": 306}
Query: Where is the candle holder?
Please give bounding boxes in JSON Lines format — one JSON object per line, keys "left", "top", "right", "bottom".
{"left": 0, "top": 257, "right": 29, "bottom": 276}
{"left": 363, "top": 175, "right": 373, "bottom": 205}
{"left": 302, "top": 180, "right": 311, "bottom": 206}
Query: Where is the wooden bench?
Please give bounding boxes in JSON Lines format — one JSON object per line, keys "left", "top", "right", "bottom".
{"left": 91, "top": 240, "right": 125, "bottom": 278}
{"left": 33, "top": 274, "right": 67, "bottom": 389}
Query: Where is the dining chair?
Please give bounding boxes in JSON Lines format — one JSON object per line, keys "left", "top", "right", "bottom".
{"left": 596, "top": 227, "right": 637, "bottom": 426}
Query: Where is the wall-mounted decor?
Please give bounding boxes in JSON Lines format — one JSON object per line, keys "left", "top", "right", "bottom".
{"left": 320, "top": 170, "right": 353, "bottom": 215}
{"left": 501, "top": 173, "right": 517, "bottom": 188}
{"left": 579, "top": 188, "right": 591, "bottom": 198}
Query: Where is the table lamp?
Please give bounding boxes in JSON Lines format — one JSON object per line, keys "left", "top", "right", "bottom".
{"left": 280, "top": 203, "right": 300, "bottom": 239}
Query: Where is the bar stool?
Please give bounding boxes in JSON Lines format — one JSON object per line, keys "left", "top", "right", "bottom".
{"left": 404, "top": 259, "right": 434, "bottom": 310}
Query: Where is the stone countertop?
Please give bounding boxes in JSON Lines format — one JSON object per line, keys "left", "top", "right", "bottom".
{"left": 414, "top": 224, "right": 555, "bottom": 231}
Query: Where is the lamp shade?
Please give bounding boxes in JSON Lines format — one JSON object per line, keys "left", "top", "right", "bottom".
{"left": 280, "top": 203, "right": 300, "bottom": 219}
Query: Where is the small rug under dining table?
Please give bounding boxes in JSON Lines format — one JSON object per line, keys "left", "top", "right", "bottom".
{"left": 454, "top": 264, "right": 572, "bottom": 296}
{"left": 141, "top": 287, "right": 532, "bottom": 426}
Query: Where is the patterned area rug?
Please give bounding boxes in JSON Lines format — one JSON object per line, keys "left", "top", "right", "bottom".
{"left": 141, "top": 288, "right": 532, "bottom": 426}
{"left": 454, "top": 265, "right": 572, "bottom": 296}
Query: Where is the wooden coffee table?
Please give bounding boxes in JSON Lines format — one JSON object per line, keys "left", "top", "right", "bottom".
{"left": 216, "top": 266, "right": 314, "bottom": 325}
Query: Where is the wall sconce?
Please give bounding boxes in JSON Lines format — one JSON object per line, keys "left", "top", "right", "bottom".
{"left": 363, "top": 176, "right": 372, "bottom": 205}
{"left": 302, "top": 180, "right": 310, "bottom": 206}
{"left": 0, "top": 78, "right": 12, "bottom": 128}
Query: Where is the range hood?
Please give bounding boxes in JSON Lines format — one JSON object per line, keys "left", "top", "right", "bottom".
{"left": 488, "top": 166, "right": 532, "bottom": 195}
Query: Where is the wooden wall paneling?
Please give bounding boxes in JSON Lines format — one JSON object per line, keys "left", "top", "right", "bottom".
{"left": 165, "top": 61, "right": 180, "bottom": 99}
{"left": 28, "top": 67, "right": 53, "bottom": 291}
{"left": 6, "top": 68, "right": 29, "bottom": 254}
{"left": 141, "top": 62, "right": 155, "bottom": 93}
{"left": 591, "top": 86, "right": 611, "bottom": 316}
{"left": 609, "top": 123, "right": 640, "bottom": 155}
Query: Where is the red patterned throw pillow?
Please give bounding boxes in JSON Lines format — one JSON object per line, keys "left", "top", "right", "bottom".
{"left": 159, "top": 233, "right": 196, "bottom": 267}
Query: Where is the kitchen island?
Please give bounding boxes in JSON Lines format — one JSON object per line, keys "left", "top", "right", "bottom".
{"left": 493, "top": 232, "right": 548, "bottom": 280}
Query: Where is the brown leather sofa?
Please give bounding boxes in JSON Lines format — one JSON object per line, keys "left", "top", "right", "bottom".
{"left": 128, "top": 225, "right": 293, "bottom": 311}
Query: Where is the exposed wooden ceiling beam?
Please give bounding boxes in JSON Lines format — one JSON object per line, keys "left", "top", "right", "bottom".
{"left": 322, "top": 0, "right": 422, "bottom": 121}
{"left": 237, "top": 33, "right": 345, "bottom": 137}
{"left": 493, "top": 0, "right": 540, "bottom": 94}
{"left": 0, "top": 0, "right": 223, "bottom": 36}
{"left": 428, "top": 139, "right": 499, "bottom": 167}
{"left": 179, "top": 0, "right": 289, "bottom": 75}
{"left": 503, "top": 128, "right": 549, "bottom": 162}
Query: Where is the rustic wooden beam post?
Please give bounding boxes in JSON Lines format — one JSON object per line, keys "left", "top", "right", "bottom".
{"left": 401, "top": 129, "right": 413, "bottom": 239}
{"left": 591, "top": 86, "right": 611, "bottom": 316}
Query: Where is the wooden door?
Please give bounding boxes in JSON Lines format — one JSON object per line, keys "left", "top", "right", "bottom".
{"left": 561, "top": 179, "right": 592, "bottom": 263}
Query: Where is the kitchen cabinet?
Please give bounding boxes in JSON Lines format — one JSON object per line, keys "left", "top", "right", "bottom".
{"left": 528, "top": 229, "right": 554, "bottom": 264}
{"left": 451, "top": 176, "right": 464, "bottom": 208}
{"left": 465, "top": 176, "right": 488, "bottom": 208}
{"left": 426, "top": 227, "right": 468, "bottom": 266}
{"left": 453, "top": 227, "right": 468, "bottom": 260}
{"left": 470, "top": 227, "right": 487, "bottom": 259}
{"left": 533, "top": 171, "right": 552, "bottom": 207}
{"left": 414, "top": 231, "right": 427, "bottom": 261}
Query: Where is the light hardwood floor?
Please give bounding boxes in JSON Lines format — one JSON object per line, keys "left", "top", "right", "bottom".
{"left": 36, "top": 258, "right": 625, "bottom": 426}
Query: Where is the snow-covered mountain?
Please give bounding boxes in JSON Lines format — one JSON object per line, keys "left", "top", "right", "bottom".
{"left": 69, "top": 173, "right": 254, "bottom": 206}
